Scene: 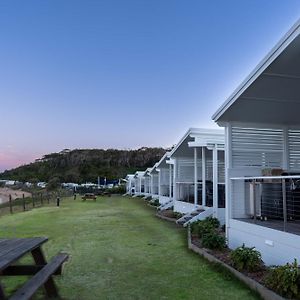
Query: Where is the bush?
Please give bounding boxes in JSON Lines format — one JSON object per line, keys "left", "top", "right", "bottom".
{"left": 265, "top": 259, "right": 300, "bottom": 299}
{"left": 230, "top": 244, "right": 262, "bottom": 272}
{"left": 173, "top": 212, "right": 183, "bottom": 219}
{"left": 191, "top": 217, "right": 220, "bottom": 238}
{"left": 149, "top": 198, "right": 160, "bottom": 207}
{"left": 205, "top": 216, "right": 220, "bottom": 228}
{"left": 202, "top": 231, "right": 226, "bottom": 250}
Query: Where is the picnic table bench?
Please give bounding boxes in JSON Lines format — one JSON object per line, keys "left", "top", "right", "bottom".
{"left": 0, "top": 237, "right": 68, "bottom": 300}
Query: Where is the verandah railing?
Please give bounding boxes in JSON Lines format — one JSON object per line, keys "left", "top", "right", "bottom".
{"left": 231, "top": 175, "right": 300, "bottom": 233}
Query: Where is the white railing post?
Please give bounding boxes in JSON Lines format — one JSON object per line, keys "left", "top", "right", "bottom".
{"left": 194, "top": 147, "right": 198, "bottom": 207}
{"left": 158, "top": 171, "right": 161, "bottom": 199}
{"left": 169, "top": 164, "right": 172, "bottom": 199}
{"left": 202, "top": 147, "right": 206, "bottom": 207}
{"left": 213, "top": 145, "right": 218, "bottom": 218}
{"left": 282, "top": 179, "right": 287, "bottom": 232}
{"left": 252, "top": 180, "right": 257, "bottom": 224}
{"left": 173, "top": 159, "right": 177, "bottom": 202}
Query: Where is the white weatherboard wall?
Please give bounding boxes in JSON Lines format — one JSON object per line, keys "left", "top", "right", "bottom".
{"left": 212, "top": 19, "right": 300, "bottom": 266}
{"left": 143, "top": 171, "right": 151, "bottom": 196}
{"left": 169, "top": 128, "right": 225, "bottom": 217}
{"left": 225, "top": 124, "right": 300, "bottom": 265}
{"left": 125, "top": 175, "right": 135, "bottom": 195}
{"left": 229, "top": 219, "right": 300, "bottom": 266}
{"left": 159, "top": 167, "right": 171, "bottom": 204}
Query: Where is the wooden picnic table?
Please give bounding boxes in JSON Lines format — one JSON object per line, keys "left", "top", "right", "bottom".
{"left": 0, "top": 237, "right": 68, "bottom": 300}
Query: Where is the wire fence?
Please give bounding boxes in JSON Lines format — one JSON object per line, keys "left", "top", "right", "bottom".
{"left": 231, "top": 175, "right": 300, "bottom": 234}
{"left": 0, "top": 189, "right": 74, "bottom": 217}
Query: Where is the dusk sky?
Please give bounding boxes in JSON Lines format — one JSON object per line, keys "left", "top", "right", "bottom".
{"left": 1, "top": 1, "right": 300, "bottom": 171}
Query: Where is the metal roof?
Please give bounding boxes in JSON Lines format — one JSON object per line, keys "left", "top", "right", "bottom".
{"left": 212, "top": 19, "right": 300, "bottom": 126}
{"left": 168, "top": 128, "right": 224, "bottom": 158}
{"left": 156, "top": 152, "right": 171, "bottom": 169}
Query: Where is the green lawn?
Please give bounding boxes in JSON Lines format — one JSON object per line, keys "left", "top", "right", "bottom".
{"left": 0, "top": 196, "right": 260, "bottom": 300}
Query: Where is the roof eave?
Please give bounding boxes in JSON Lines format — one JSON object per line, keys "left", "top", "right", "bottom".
{"left": 212, "top": 19, "right": 300, "bottom": 122}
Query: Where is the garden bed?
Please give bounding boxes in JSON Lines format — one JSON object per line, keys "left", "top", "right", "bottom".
{"left": 156, "top": 209, "right": 178, "bottom": 223}
{"left": 188, "top": 228, "right": 285, "bottom": 300}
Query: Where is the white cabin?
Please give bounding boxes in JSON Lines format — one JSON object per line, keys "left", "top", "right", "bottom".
{"left": 143, "top": 168, "right": 152, "bottom": 197}
{"left": 125, "top": 174, "right": 135, "bottom": 195}
{"left": 169, "top": 128, "right": 225, "bottom": 222}
{"left": 213, "top": 20, "right": 300, "bottom": 265}
{"left": 133, "top": 171, "right": 145, "bottom": 196}
{"left": 156, "top": 152, "right": 173, "bottom": 204}
{"left": 149, "top": 164, "right": 159, "bottom": 199}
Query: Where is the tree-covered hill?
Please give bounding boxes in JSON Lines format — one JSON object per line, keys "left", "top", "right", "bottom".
{"left": 0, "top": 148, "right": 166, "bottom": 183}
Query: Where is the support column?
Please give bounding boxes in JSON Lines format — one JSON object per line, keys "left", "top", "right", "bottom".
{"left": 169, "top": 164, "right": 172, "bottom": 200}
{"left": 173, "top": 159, "right": 177, "bottom": 202}
{"left": 202, "top": 147, "right": 206, "bottom": 207}
{"left": 194, "top": 148, "right": 198, "bottom": 207}
{"left": 139, "top": 177, "right": 142, "bottom": 194}
{"left": 158, "top": 171, "right": 161, "bottom": 199}
{"left": 225, "top": 124, "right": 232, "bottom": 239}
{"left": 283, "top": 127, "right": 289, "bottom": 170}
{"left": 213, "top": 146, "right": 218, "bottom": 218}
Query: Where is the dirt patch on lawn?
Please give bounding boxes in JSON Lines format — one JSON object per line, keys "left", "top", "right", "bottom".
{"left": 0, "top": 188, "right": 31, "bottom": 204}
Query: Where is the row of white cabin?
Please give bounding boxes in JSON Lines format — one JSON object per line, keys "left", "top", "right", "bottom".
{"left": 127, "top": 20, "right": 300, "bottom": 266}
{"left": 126, "top": 128, "right": 226, "bottom": 222}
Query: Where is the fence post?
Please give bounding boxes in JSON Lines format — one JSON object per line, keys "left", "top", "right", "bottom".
{"left": 32, "top": 193, "right": 35, "bottom": 208}
{"left": 40, "top": 193, "right": 43, "bottom": 206}
{"left": 282, "top": 179, "right": 287, "bottom": 232}
{"left": 9, "top": 194, "right": 12, "bottom": 214}
{"left": 22, "top": 193, "right": 25, "bottom": 211}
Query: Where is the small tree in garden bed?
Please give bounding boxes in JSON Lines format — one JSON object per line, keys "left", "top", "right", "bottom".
{"left": 173, "top": 211, "right": 184, "bottom": 219}
{"left": 265, "top": 259, "right": 300, "bottom": 299}
{"left": 149, "top": 198, "right": 160, "bottom": 207}
{"left": 202, "top": 231, "right": 226, "bottom": 250}
{"left": 191, "top": 217, "right": 220, "bottom": 238}
{"left": 190, "top": 217, "right": 226, "bottom": 250}
{"left": 230, "top": 244, "right": 262, "bottom": 272}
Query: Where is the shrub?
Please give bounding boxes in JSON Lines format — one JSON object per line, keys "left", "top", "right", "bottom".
{"left": 205, "top": 216, "right": 220, "bottom": 228}
{"left": 230, "top": 244, "right": 262, "bottom": 272}
{"left": 173, "top": 212, "right": 183, "bottom": 219}
{"left": 191, "top": 217, "right": 220, "bottom": 238}
{"left": 202, "top": 231, "right": 226, "bottom": 250}
{"left": 150, "top": 198, "right": 160, "bottom": 206}
{"left": 190, "top": 220, "right": 202, "bottom": 234}
{"left": 196, "top": 221, "right": 215, "bottom": 238}
{"left": 265, "top": 259, "right": 300, "bottom": 299}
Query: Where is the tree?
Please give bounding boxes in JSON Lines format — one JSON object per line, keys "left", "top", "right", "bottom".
{"left": 47, "top": 177, "right": 60, "bottom": 190}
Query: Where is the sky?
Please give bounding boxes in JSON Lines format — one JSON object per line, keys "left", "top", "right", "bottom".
{"left": 1, "top": 0, "right": 300, "bottom": 171}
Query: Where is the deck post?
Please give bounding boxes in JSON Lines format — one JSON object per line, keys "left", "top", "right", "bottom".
{"left": 169, "top": 164, "right": 172, "bottom": 199}
{"left": 194, "top": 147, "right": 198, "bottom": 207}
{"left": 213, "top": 146, "right": 218, "bottom": 218}
{"left": 282, "top": 179, "right": 287, "bottom": 232}
{"left": 202, "top": 147, "right": 206, "bottom": 207}
{"left": 139, "top": 177, "right": 142, "bottom": 195}
{"left": 158, "top": 170, "right": 161, "bottom": 199}
{"left": 252, "top": 180, "right": 257, "bottom": 224}
{"left": 173, "top": 159, "right": 177, "bottom": 202}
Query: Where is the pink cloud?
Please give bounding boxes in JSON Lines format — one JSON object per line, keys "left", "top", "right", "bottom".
{"left": 0, "top": 151, "right": 39, "bottom": 172}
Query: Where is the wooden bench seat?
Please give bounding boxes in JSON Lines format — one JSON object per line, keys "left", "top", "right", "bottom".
{"left": 9, "top": 253, "right": 68, "bottom": 300}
